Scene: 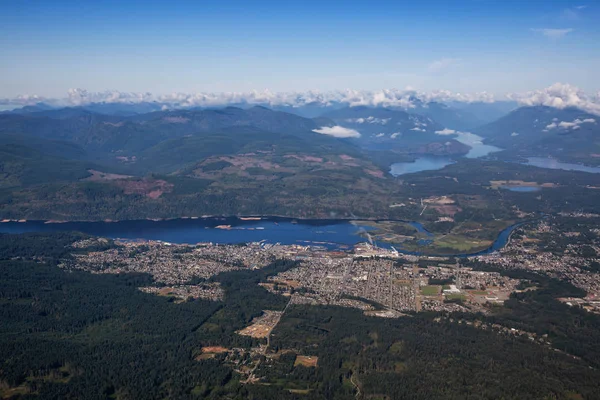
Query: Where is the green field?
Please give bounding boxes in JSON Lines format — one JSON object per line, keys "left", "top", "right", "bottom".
{"left": 445, "top": 293, "right": 467, "bottom": 301}
{"left": 421, "top": 285, "right": 440, "bottom": 296}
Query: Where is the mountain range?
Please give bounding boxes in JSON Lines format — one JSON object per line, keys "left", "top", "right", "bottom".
{"left": 0, "top": 100, "right": 599, "bottom": 220}
{"left": 475, "top": 106, "right": 600, "bottom": 164}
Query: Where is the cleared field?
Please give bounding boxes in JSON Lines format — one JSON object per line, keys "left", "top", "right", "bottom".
{"left": 489, "top": 180, "right": 557, "bottom": 189}
{"left": 158, "top": 287, "right": 176, "bottom": 296}
{"left": 294, "top": 355, "right": 318, "bottom": 368}
{"left": 433, "top": 236, "right": 492, "bottom": 252}
{"left": 201, "top": 346, "right": 228, "bottom": 354}
{"left": 237, "top": 324, "right": 272, "bottom": 338}
{"left": 195, "top": 346, "right": 229, "bottom": 360}
{"left": 288, "top": 388, "right": 312, "bottom": 394}
{"left": 237, "top": 310, "right": 282, "bottom": 338}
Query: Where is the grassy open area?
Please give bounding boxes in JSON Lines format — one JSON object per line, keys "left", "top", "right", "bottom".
{"left": 421, "top": 285, "right": 440, "bottom": 296}
{"left": 432, "top": 235, "right": 493, "bottom": 253}
{"left": 445, "top": 293, "right": 467, "bottom": 301}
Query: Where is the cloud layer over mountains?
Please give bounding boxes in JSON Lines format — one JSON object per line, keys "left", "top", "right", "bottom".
{"left": 313, "top": 126, "right": 361, "bottom": 138}
{"left": 545, "top": 118, "right": 596, "bottom": 131}
{"left": 508, "top": 83, "right": 600, "bottom": 116}
{"left": 2, "top": 84, "right": 600, "bottom": 116}
{"left": 0, "top": 88, "right": 498, "bottom": 109}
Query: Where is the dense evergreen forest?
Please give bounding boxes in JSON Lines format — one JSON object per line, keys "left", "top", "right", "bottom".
{"left": 1, "top": 233, "right": 600, "bottom": 399}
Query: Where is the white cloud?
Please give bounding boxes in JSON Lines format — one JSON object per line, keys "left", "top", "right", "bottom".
{"left": 0, "top": 87, "right": 499, "bottom": 109}
{"left": 390, "top": 132, "right": 401, "bottom": 139}
{"left": 531, "top": 28, "right": 574, "bottom": 39}
{"left": 435, "top": 128, "right": 457, "bottom": 135}
{"left": 345, "top": 116, "right": 390, "bottom": 125}
{"left": 559, "top": 121, "right": 579, "bottom": 129}
{"left": 313, "top": 126, "right": 361, "bottom": 138}
{"left": 546, "top": 118, "right": 596, "bottom": 130}
{"left": 419, "top": 89, "right": 496, "bottom": 104}
{"left": 0, "top": 94, "right": 47, "bottom": 108}
{"left": 509, "top": 83, "right": 600, "bottom": 116}
{"left": 427, "top": 58, "right": 461, "bottom": 73}
{"left": 511, "top": 132, "right": 519, "bottom": 136}
{"left": 4, "top": 84, "right": 599, "bottom": 115}
{"left": 67, "top": 88, "right": 154, "bottom": 105}
{"left": 348, "top": 118, "right": 365, "bottom": 124}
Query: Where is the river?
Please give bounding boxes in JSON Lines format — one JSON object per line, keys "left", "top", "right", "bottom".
{"left": 0, "top": 217, "right": 531, "bottom": 257}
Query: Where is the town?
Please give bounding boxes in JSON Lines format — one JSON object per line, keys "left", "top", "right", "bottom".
{"left": 62, "top": 214, "right": 600, "bottom": 317}
{"left": 65, "top": 239, "right": 518, "bottom": 315}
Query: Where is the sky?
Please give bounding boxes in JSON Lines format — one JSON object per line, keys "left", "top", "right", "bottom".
{"left": 1, "top": 0, "right": 599, "bottom": 99}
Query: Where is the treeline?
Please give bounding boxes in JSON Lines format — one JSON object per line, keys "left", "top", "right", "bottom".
{"left": 270, "top": 303, "right": 600, "bottom": 399}
{"left": 0, "top": 233, "right": 299, "bottom": 399}
{"left": 0, "top": 232, "right": 88, "bottom": 261}
{"left": 0, "top": 258, "right": 232, "bottom": 399}
{"left": 2, "top": 232, "right": 600, "bottom": 399}
{"left": 463, "top": 259, "right": 600, "bottom": 369}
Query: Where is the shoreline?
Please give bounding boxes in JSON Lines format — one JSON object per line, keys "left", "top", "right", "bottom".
{"left": 1, "top": 215, "right": 441, "bottom": 225}
{"left": 0, "top": 216, "right": 542, "bottom": 258}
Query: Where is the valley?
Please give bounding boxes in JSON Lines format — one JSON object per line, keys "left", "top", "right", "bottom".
{"left": 1, "top": 88, "right": 600, "bottom": 399}
{"left": 3, "top": 2, "right": 600, "bottom": 399}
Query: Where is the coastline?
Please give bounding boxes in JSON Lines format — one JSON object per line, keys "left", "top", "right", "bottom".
{"left": 0, "top": 215, "right": 542, "bottom": 258}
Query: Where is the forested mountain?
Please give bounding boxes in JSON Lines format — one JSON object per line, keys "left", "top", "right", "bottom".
{"left": 0, "top": 134, "right": 95, "bottom": 189}
{"left": 129, "top": 106, "right": 332, "bottom": 134}
{"left": 0, "top": 105, "right": 401, "bottom": 221}
{"left": 476, "top": 106, "right": 600, "bottom": 164}
{"left": 1, "top": 101, "right": 597, "bottom": 221}
{"left": 0, "top": 106, "right": 334, "bottom": 154}
{"left": 409, "top": 101, "right": 484, "bottom": 131}
{"left": 134, "top": 125, "right": 361, "bottom": 174}
{"left": 324, "top": 106, "right": 442, "bottom": 139}
{"left": 448, "top": 101, "right": 518, "bottom": 125}
{"left": 323, "top": 106, "right": 471, "bottom": 155}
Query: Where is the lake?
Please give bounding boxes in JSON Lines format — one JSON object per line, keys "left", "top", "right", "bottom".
{"left": 0, "top": 217, "right": 531, "bottom": 257}
{"left": 454, "top": 132, "right": 502, "bottom": 159}
{"left": 524, "top": 157, "right": 600, "bottom": 174}
{"left": 389, "top": 133, "right": 501, "bottom": 177}
{"left": 500, "top": 185, "right": 540, "bottom": 192}
{"left": 389, "top": 156, "right": 454, "bottom": 177}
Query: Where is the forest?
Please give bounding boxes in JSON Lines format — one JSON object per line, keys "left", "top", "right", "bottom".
{"left": 1, "top": 232, "right": 600, "bottom": 399}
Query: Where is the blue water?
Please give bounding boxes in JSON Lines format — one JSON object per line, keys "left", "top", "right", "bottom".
{"left": 0, "top": 217, "right": 532, "bottom": 257}
{"left": 524, "top": 157, "right": 600, "bottom": 174}
{"left": 408, "top": 222, "right": 434, "bottom": 237}
{"left": 454, "top": 132, "right": 502, "bottom": 159}
{"left": 389, "top": 157, "right": 454, "bottom": 176}
{"left": 0, "top": 218, "right": 366, "bottom": 250}
{"left": 389, "top": 134, "right": 502, "bottom": 176}
{"left": 500, "top": 186, "right": 540, "bottom": 192}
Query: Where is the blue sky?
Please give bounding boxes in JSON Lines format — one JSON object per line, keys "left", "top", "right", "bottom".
{"left": 1, "top": 0, "right": 599, "bottom": 98}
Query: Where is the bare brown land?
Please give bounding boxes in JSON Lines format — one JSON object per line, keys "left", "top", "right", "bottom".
{"left": 294, "top": 355, "right": 318, "bottom": 368}
{"left": 489, "top": 180, "right": 557, "bottom": 189}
